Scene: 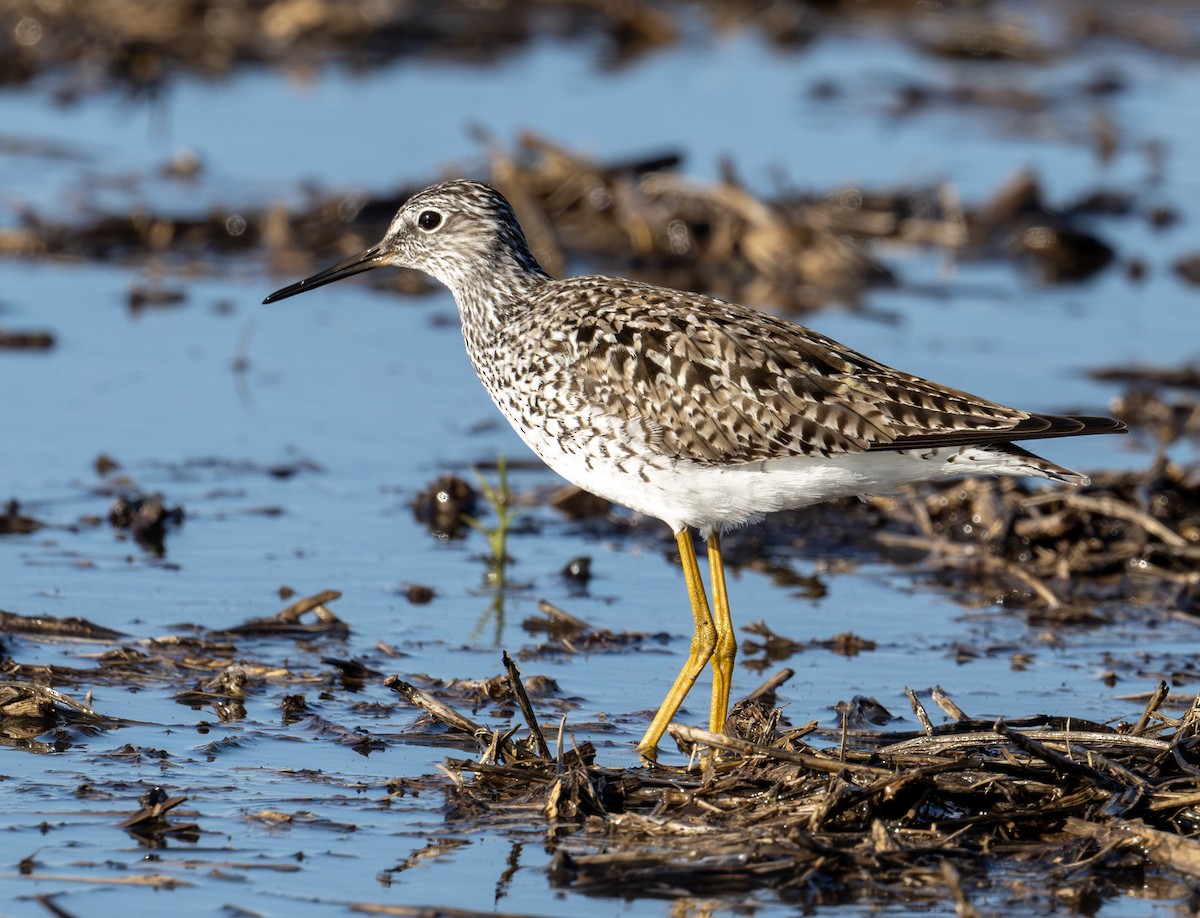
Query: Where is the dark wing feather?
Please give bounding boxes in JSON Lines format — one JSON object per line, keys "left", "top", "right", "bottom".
{"left": 881, "top": 414, "right": 1126, "bottom": 451}
{"left": 539, "top": 278, "right": 1123, "bottom": 465}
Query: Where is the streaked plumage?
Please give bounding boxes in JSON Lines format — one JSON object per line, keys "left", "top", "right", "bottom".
{"left": 265, "top": 179, "right": 1125, "bottom": 757}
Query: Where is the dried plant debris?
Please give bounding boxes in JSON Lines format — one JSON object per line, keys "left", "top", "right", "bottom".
{"left": 1092, "top": 361, "right": 1200, "bottom": 446}
{"left": 174, "top": 666, "right": 252, "bottom": 722}
{"left": 268, "top": 147, "right": 846, "bottom": 309}
{"left": 549, "top": 484, "right": 612, "bottom": 521}
{"left": 302, "top": 713, "right": 387, "bottom": 756}
{"left": 560, "top": 555, "right": 592, "bottom": 591}
{"left": 0, "top": 681, "right": 115, "bottom": 731}
{"left": 395, "top": 663, "right": 1200, "bottom": 910}
{"left": 0, "top": 608, "right": 127, "bottom": 641}
{"left": 145, "top": 454, "right": 324, "bottom": 480}
{"left": 108, "top": 492, "right": 185, "bottom": 556}
{"left": 1093, "top": 363, "right": 1200, "bottom": 391}
{"left": 519, "top": 599, "right": 667, "bottom": 657}
{"left": 10, "top": 203, "right": 263, "bottom": 262}
{"left": 3, "top": 7, "right": 1197, "bottom": 313}
{"left": 483, "top": 133, "right": 897, "bottom": 309}
{"left": 0, "top": 595, "right": 359, "bottom": 749}
{"left": 0, "top": 498, "right": 43, "bottom": 535}
{"left": 9, "top": 133, "right": 1147, "bottom": 309}
{"left": 412, "top": 474, "right": 478, "bottom": 540}
{"left": 127, "top": 282, "right": 187, "bottom": 313}
{"left": 0, "top": 0, "right": 677, "bottom": 94}
{"left": 741, "top": 621, "right": 877, "bottom": 664}
{"left": 911, "top": 14, "right": 1055, "bottom": 62}
{"left": 403, "top": 584, "right": 436, "bottom": 604}
{"left": 117, "top": 786, "right": 200, "bottom": 847}
{"left": 322, "top": 656, "right": 384, "bottom": 694}
{"left": 4, "top": 0, "right": 1199, "bottom": 96}
{"left": 0, "top": 326, "right": 53, "bottom": 349}
{"left": 1111, "top": 388, "right": 1200, "bottom": 448}
{"left": 391, "top": 668, "right": 565, "bottom": 719}
{"left": 867, "top": 459, "right": 1200, "bottom": 619}
{"left": 215, "top": 589, "right": 349, "bottom": 639}
{"left": 970, "top": 168, "right": 1115, "bottom": 282}
{"left": 3, "top": 588, "right": 349, "bottom": 667}
{"left": 1174, "top": 253, "right": 1200, "bottom": 285}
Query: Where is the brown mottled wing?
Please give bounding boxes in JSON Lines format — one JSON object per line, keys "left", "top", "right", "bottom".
{"left": 544, "top": 278, "right": 1097, "bottom": 466}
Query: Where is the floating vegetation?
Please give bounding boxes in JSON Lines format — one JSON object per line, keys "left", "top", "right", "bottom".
{"left": 392, "top": 658, "right": 1200, "bottom": 910}
{"left": 0, "top": 132, "right": 1166, "bottom": 309}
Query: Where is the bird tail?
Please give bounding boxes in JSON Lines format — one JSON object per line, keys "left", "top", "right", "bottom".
{"left": 979, "top": 443, "right": 1091, "bottom": 485}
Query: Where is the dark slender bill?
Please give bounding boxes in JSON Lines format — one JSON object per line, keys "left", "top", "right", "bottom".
{"left": 262, "top": 245, "right": 385, "bottom": 304}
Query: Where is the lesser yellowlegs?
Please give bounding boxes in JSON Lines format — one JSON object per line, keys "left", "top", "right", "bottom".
{"left": 264, "top": 180, "right": 1126, "bottom": 757}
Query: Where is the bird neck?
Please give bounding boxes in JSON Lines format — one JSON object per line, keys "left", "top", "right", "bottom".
{"left": 450, "top": 244, "right": 551, "bottom": 342}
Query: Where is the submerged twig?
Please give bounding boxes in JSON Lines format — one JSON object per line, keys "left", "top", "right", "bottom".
{"left": 502, "top": 651, "right": 551, "bottom": 758}
{"left": 1134, "top": 680, "right": 1171, "bottom": 734}
{"left": 385, "top": 675, "right": 491, "bottom": 741}
{"left": 906, "top": 686, "right": 935, "bottom": 737}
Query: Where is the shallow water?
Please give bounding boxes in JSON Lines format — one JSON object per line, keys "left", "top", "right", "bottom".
{"left": 2, "top": 6, "right": 1199, "bottom": 915}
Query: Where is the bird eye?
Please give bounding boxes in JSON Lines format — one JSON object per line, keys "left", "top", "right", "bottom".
{"left": 417, "top": 210, "right": 443, "bottom": 231}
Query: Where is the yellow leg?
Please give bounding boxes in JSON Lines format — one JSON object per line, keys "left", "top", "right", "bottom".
{"left": 707, "top": 533, "right": 736, "bottom": 734}
{"left": 636, "top": 529, "right": 716, "bottom": 758}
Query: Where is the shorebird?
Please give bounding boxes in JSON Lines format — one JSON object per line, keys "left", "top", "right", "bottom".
{"left": 264, "top": 179, "right": 1125, "bottom": 757}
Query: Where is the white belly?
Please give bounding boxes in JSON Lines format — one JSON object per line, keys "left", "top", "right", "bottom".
{"left": 509, "top": 415, "right": 1049, "bottom": 536}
